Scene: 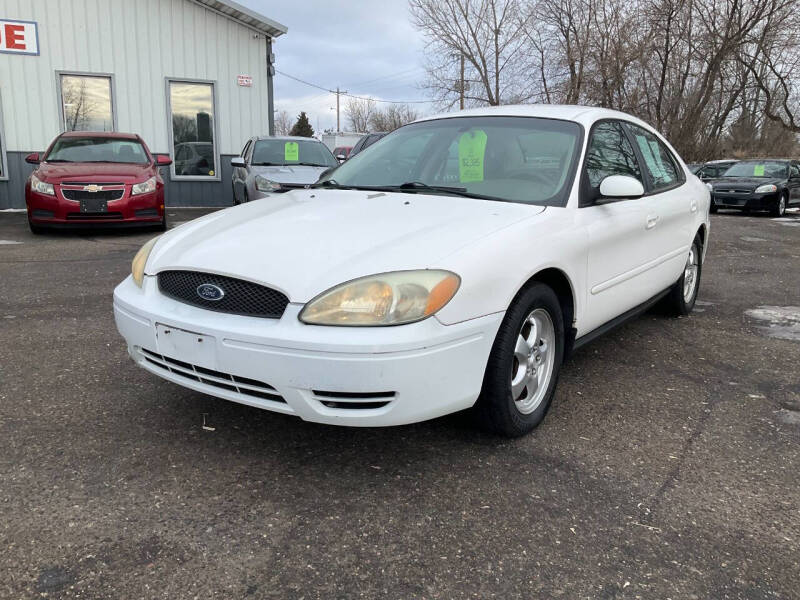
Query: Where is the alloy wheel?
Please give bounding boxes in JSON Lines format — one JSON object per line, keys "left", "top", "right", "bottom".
{"left": 511, "top": 308, "right": 556, "bottom": 415}
{"left": 683, "top": 246, "right": 699, "bottom": 303}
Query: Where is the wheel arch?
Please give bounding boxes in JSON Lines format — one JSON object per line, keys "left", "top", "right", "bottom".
{"left": 515, "top": 267, "right": 577, "bottom": 358}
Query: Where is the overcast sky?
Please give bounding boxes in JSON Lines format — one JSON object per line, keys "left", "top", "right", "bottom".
{"left": 239, "top": 0, "right": 432, "bottom": 133}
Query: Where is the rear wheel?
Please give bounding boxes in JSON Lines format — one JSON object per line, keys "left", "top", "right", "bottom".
{"left": 664, "top": 238, "right": 701, "bottom": 316}
{"left": 473, "top": 283, "right": 564, "bottom": 437}
{"left": 770, "top": 193, "right": 787, "bottom": 217}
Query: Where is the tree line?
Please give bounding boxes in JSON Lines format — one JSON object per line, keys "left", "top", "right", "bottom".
{"left": 410, "top": 0, "right": 800, "bottom": 160}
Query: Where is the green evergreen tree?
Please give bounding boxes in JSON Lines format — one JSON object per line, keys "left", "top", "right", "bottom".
{"left": 289, "top": 111, "right": 314, "bottom": 137}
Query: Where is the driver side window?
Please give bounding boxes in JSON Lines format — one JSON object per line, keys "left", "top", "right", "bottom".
{"left": 584, "top": 121, "right": 642, "bottom": 194}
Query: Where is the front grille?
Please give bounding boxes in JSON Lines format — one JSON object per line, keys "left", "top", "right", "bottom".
{"left": 66, "top": 211, "right": 124, "bottom": 220}
{"left": 157, "top": 270, "right": 289, "bottom": 319}
{"left": 139, "top": 348, "right": 286, "bottom": 403}
{"left": 62, "top": 188, "right": 125, "bottom": 201}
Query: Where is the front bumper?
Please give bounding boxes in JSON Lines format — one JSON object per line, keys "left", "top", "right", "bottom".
{"left": 712, "top": 191, "right": 779, "bottom": 210}
{"left": 26, "top": 188, "right": 163, "bottom": 226}
{"left": 113, "top": 275, "right": 503, "bottom": 426}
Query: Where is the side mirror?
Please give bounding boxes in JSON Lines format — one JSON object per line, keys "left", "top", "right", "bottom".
{"left": 25, "top": 153, "right": 41, "bottom": 164}
{"left": 231, "top": 157, "right": 246, "bottom": 168}
{"left": 599, "top": 175, "right": 644, "bottom": 200}
{"left": 317, "top": 167, "right": 337, "bottom": 182}
{"left": 155, "top": 154, "right": 172, "bottom": 166}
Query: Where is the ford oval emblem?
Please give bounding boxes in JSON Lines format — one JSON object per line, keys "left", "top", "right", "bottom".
{"left": 197, "top": 283, "right": 225, "bottom": 301}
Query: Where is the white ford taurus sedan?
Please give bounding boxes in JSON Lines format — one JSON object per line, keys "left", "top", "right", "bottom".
{"left": 114, "top": 105, "right": 709, "bottom": 437}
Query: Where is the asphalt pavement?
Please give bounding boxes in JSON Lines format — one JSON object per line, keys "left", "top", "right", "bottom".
{"left": 1, "top": 207, "right": 798, "bottom": 599}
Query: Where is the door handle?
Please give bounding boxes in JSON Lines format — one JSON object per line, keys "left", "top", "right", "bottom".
{"left": 646, "top": 214, "right": 659, "bottom": 229}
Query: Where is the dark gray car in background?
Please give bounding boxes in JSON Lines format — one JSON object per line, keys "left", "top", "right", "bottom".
{"left": 231, "top": 136, "right": 338, "bottom": 203}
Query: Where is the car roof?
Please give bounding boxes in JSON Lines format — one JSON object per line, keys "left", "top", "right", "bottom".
{"left": 60, "top": 131, "right": 139, "bottom": 140}
{"left": 414, "top": 104, "right": 655, "bottom": 130}
{"left": 253, "top": 135, "right": 324, "bottom": 142}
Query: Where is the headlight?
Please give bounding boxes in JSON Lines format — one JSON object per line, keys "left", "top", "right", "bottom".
{"left": 132, "top": 176, "right": 157, "bottom": 196}
{"left": 31, "top": 174, "right": 55, "bottom": 196}
{"left": 131, "top": 236, "right": 160, "bottom": 287}
{"left": 299, "top": 270, "right": 460, "bottom": 326}
{"left": 754, "top": 184, "right": 777, "bottom": 194}
{"left": 705, "top": 183, "right": 714, "bottom": 192}
{"left": 255, "top": 175, "right": 281, "bottom": 193}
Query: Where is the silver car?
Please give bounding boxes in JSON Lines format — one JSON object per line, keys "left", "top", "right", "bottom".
{"left": 231, "top": 136, "right": 338, "bottom": 203}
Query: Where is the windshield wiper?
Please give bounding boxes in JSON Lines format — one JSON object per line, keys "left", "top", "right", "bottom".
{"left": 295, "top": 162, "right": 328, "bottom": 167}
{"left": 44, "top": 159, "right": 72, "bottom": 163}
{"left": 251, "top": 162, "right": 280, "bottom": 166}
{"left": 390, "top": 181, "right": 511, "bottom": 202}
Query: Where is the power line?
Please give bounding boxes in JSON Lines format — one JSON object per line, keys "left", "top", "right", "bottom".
{"left": 275, "top": 69, "right": 436, "bottom": 105}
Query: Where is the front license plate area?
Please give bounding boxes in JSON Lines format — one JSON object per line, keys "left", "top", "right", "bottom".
{"left": 155, "top": 324, "right": 217, "bottom": 370}
{"left": 80, "top": 198, "right": 108, "bottom": 212}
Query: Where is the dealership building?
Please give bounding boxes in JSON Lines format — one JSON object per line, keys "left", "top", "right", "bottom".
{"left": 0, "top": 0, "right": 287, "bottom": 209}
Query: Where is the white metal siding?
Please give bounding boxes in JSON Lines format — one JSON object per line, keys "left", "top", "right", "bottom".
{"left": 0, "top": 0, "right": 271, "bottom": 154}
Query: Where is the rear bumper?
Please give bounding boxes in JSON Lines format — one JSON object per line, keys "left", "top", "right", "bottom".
{"left": 113, "top": 275, "right": 504, "bottom": 426}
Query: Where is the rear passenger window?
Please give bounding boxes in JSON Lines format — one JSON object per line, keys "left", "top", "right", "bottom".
{"left": 584, "top": 121, "right": 642, "bottom": 190}
{"left": 625, "top": 124, "right": 681, "bottom": 191}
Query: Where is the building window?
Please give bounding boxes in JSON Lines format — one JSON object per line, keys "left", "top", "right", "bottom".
{"left": 168, "top": 80, "right": 218, "bottom": 179}
{"left": 58, "top": 73, "right": 115, "bottom": 132}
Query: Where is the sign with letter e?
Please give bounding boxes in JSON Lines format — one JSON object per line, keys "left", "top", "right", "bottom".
{"left": 0, "top": 19, "right": 39, "bottom": 55}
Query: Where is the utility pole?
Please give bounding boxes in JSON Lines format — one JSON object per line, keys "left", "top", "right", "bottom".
{"left": 333, "top": 87, "right": 347, "bottom": 133}
{"left": 459, "top": 53, "right": 465, "bottom": 110}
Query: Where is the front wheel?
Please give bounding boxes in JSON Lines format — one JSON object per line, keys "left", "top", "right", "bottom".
{"left": 770, "top": 193, "right": 787, "bottom": 217}
{"left": 28, "top": 218, "right": 44, "bottom": 235}
{"left": 473, "top": 283, "right": 564, "bottom": 437}
{"left": 664, "top": 238, "right": 701, "bottom": 316}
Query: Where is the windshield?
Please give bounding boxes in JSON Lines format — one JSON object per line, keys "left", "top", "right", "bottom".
{"left": 722, "top": 161, "right": 788, "bottom": 178}
{"left": 320, "top": 116, "right": 583, "bottom": 206}
{"left": 45, "top": 137, "right": 149, "bottom": 164}
{"left": 252, "top": 139, "right": 337, "bottom": 168}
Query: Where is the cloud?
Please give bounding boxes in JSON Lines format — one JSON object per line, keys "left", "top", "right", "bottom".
{"left": 239, "top": 0, "right": 434, "bottom": 132}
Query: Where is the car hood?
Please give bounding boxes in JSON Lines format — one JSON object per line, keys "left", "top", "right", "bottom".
{"left": 36, "top": 162, "right": 153, "bottom": 183}
{"left": 147, "top": 188, "right": 545, "bottom": 302}
{"left": 250, "top": 165, "right": 329, "bottom": 185}
{"left": 712, "top": 177, "right": 785, "bottom": 191}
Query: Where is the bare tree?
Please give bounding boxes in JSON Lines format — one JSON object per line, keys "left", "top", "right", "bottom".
{"left": 344, "top": 98, "right": 376, "bottom": 132}
{"left": 410, "top": 0, "right": 533, "bottom": 107}
{"left": 368, "top": 104, "right": 421, "bottom": 131}
{"left": 274, "top": 110, "right": 293, "bottom": 136}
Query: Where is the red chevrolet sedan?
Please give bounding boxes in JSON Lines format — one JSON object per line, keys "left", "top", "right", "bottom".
{"left": 25, "top": 132, "right": 172, "bottom": 233}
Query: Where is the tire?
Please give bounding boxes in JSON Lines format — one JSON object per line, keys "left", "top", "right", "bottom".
{"left": 157, "top": 212, "right": 168, "bottom": 232}
{"left": 770, "top": 193, "right": 787, "bottom": 217}
{"left": 710, "top": 199, "right": 718, "bottom": 214}
{"left": 473, "top": 283, "right": 565, "bottom": 437}
{"left": 664, "top": 237, "right": 701, "bottom": 316}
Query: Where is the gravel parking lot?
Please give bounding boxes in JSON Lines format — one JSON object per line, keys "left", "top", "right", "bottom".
{"left": 1, "top": 208, "right": 799, "bottom": 599}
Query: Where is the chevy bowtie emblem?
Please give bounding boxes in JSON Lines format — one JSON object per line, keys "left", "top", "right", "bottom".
{"left": 84, "top": 184, "right": 103, "bottom": 192}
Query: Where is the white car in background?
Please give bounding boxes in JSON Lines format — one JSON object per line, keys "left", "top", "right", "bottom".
{"left": 114, "top": 105, "right": 709, "bottom": 437}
